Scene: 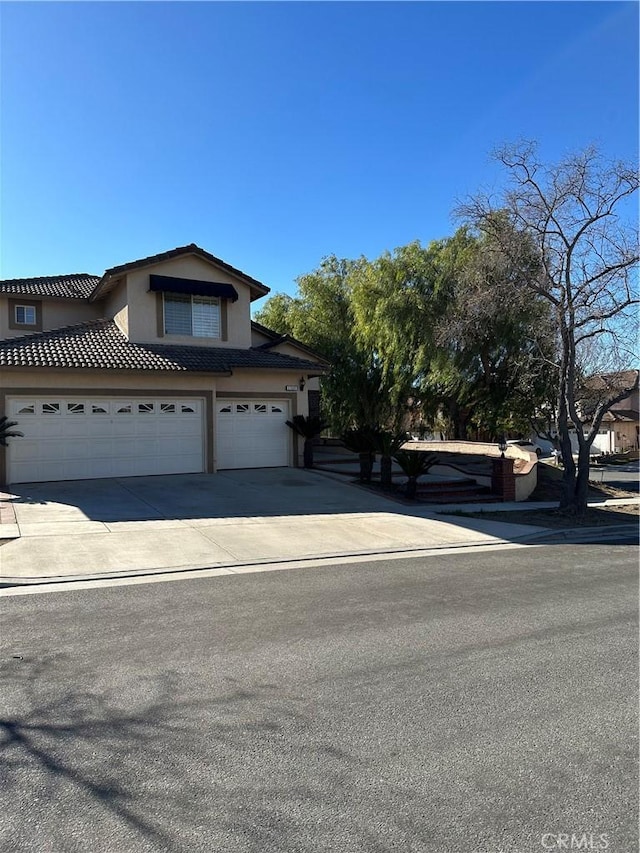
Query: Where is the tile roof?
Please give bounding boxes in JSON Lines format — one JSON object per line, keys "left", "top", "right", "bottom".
{"left": 585, "top": 369, "right": 639, "bottom": 394}
{"left": 0, "top": 320, "right": 326, "bottom": 373}
{"left": 1, "top": 245, "right": 270, "bottom": 303}
{"left": 0, "top": 274, "right": 100, "bottom": 300}
{"left": 251, "top": 320, "right": 330, "bottom": 365}
{"left": 601, "top": 408, "right": 640, "bottom": 423}
{"left": 92, "top": 243, "right": 270, "bottom": 302}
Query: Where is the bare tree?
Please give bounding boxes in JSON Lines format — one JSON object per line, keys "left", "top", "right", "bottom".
{"left": 460, "top": 142, "right": 639, "bottom": 515}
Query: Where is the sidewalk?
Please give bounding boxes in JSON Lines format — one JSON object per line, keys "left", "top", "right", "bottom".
{"left": 1, "top": 472, "right": 637, "bottom": 587}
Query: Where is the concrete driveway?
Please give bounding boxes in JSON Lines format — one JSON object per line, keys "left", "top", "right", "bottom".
{"left": 1, "top": 469, "right": 547, "bottom": 583}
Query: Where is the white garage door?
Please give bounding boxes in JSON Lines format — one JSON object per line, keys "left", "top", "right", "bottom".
{"left": 7, "top": 397, "right": 204, "bottom": 483}
{"left": 216, "top": 399, "right": 290, "bottom": 469}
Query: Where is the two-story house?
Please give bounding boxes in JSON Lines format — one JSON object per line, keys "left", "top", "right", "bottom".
{"left": 0, "top": 244, "right": 327, "bottom": 485}
{"left": 592, "top": 370, "right": 640, "bottom": 454}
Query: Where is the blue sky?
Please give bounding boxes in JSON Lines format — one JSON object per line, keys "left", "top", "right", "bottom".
{"left": 1, "top": 1, "right": 637, "bottom": 302}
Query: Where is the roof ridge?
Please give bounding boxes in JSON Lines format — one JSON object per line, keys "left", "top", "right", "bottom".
{"left": 102, "top": 243, "right": 265, "bottom": 284}
{"left": 0, "top": 273, "right": 100, "bottom": 283}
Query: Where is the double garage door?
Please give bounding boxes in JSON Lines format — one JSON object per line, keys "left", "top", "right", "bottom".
{"left": 6, "top": 396, "right": 291, "bottom": 483}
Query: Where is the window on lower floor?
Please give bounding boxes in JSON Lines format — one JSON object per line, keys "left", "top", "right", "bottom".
{"left": 164, "top": 293, "right": 220, "bottom": 338}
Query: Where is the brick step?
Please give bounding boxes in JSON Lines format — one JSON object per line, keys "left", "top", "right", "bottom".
{"left": 417, "top": 480, "right": 481, "bottom": 494}
{"left": 417, "top": 492, "right": 499, "bottom": 504}
{"left": 314, "top": 457, "right": 363, "bottom": 466}
{"left": 415, "top": 481, "right": 494, "bottom": 504}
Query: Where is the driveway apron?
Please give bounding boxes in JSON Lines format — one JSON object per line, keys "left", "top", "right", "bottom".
{"left": 0, "top": 470, "right": 547, "bottom": 581}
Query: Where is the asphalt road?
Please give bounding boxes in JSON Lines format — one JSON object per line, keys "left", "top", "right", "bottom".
{"left": 590, "top": 461, "right": 640, "bottom": 492}
{"left": 1, "top": 545, "right": 638, "bottom": 853}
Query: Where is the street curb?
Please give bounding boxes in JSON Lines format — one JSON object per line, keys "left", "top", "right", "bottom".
{"left": 2, "top": 523, "right": 638, "bottom": 589}
{"left": 0, "top": 535, "right": 539, "bottom": 588}
{"left": 515, "top": 523, "right": 639, "bottom": 545}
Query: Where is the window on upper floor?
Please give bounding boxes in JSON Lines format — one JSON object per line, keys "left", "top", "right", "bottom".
{"left": 15, "top": 305, "right": 37, "bottom": 325}
{"left": 163, "top": 293, "right": 220, "bottom": 338}
{"left": 8, "top": 299, "right": 41, "bottom": 330}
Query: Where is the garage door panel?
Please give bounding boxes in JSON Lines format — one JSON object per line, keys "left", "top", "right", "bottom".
{"left": 134, "top": 420, "right": 158, "bottom": 437}
{"left": 66, "top": 460, "right": 90, "bottom": 479}
{"left": 64, "top": 421, "right": 92, "bottom": 439}
{"left": 7, "top": 397, "right": 205, "bottom": 483}
{"left": 111, "top": 419, "right": 135, "bottom": 436}
{"left": 11, "top": 440, "right": 37, "bottom": 462}
{"left": 158, "top": 419, "right": 179, "bottom": 436}
{"left": 38, "top": 420, "right": 66, "bottom": 438}
{"left": 60, "top": 440, "right": 89, "bottom": 460}
{"left": 89, "top": 421, "right": 114, "bottom": 438}
{"left": 216, "top": 399, "right": 290, "bottom": 470}
{"left": 116, "top": 438, "right": 137, "bottom": 457}
{"left": 39, "top": 461, "right": 66, "bottom": 481}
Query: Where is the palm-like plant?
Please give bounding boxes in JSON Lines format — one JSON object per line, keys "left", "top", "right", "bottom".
{"left": 0, "top": 416, "right": 23, "bottom": 447}
{"left": 374, "top": 430, "right": 409, "bottom": 488}
{"left": 341, "top": 426, "right": 378, "bottom": 482}
{"left": 286, "top": 415, "right": 328, "bottom": 468}
{"left": 393, "top": 449, "right": 438, "bottom": 499}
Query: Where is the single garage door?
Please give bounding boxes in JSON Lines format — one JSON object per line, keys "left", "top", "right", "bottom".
{"left": 216, "top": 399, "right": 290, "bottom": 469}
{"left": 7, "top": 397, "right": 204, "bottom": 483}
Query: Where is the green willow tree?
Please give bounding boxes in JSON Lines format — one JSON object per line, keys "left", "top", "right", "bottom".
{"left": 256, "top": 226, "right": 557, "bottom": 446}
{"left": 255, "top": 255, "right": 411, "bottom": 433}
{"left": 350, "top": 231, "right": 554, "bottom": 440}
{"left": 430, "top": 221, "right": 555, "bottom": 440}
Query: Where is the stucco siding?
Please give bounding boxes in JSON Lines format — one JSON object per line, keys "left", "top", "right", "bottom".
{"left": 0, "top": 296, "right": 100, "bottom": 339}
{"left": 217, "top": 371, "right": 306, "bottom": 411}
{"left": 124, "top": 255, "right": 253, "bottom": 348}
{"left": 250, "top": 327, "right": 273, "bottom": 347}
{"left": 0, "top": 369, "right": 217, "bottom": 392}
{"left": 102, "top": 280, "right": 129, "bottom": 336}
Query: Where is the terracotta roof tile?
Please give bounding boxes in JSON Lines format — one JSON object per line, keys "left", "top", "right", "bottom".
{"left": 0, "top": 320, "right": 326, "bottom": 373}
{"left": 0, "top": 274, "right": 99, "bottom": 300}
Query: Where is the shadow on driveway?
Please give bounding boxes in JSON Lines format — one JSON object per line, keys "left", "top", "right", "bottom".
{"left": 2, "top": 470, "right": 633, "bottom": 582}
{"left": 7, "top": 470, "right": 401, "bottom": 523}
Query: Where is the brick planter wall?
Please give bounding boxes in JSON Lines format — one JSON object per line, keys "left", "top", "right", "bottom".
{"left": 491, "top": 457, "right": 516, "bottom": 501}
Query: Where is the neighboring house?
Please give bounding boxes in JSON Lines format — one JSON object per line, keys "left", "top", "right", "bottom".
{"left": 0, "top": 244, "right": 328, "bottom": 485}
{"left": 576, "top": 369, "right": 640, "bottom": 455}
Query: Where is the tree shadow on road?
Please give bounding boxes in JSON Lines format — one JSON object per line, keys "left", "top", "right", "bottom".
{"left": 0, "top": 651, "right": 465, "bottom": 853}
{"left": 0, "top": 654, "right": 316, "bottom": 852}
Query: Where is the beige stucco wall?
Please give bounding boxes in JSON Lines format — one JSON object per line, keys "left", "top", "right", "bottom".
{"left": 267, "top": 341, "right": 312, "bottom": 361}
{"left": 248, "top": 334, "right": 324, "bottom": 393}
{"left": 123, "top": 255, "right": 253, "bottom": 348}
{"left": 250, "top": 327, "right": 272, "bottom": 347}
{"left": 0, "top": 368, "right": 217, "bottom": 392}
{"left": 216, "top": 369, "right": 309, "bottom": 418}
{"left": 0, "top": 297, "right": 100, "bottom": 339}
{"left": 43, "top": 301, "right": 101, "bottom": 330}
{"left": 102, "top": 280, "right": 129, "bottom": 336}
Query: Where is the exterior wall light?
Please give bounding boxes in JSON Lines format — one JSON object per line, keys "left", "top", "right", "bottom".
{"left": 498, "top": 437, "right": 508, "bottom": 458}
{"left": 299, "top": 376, "right": 306, "bottom": 391}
